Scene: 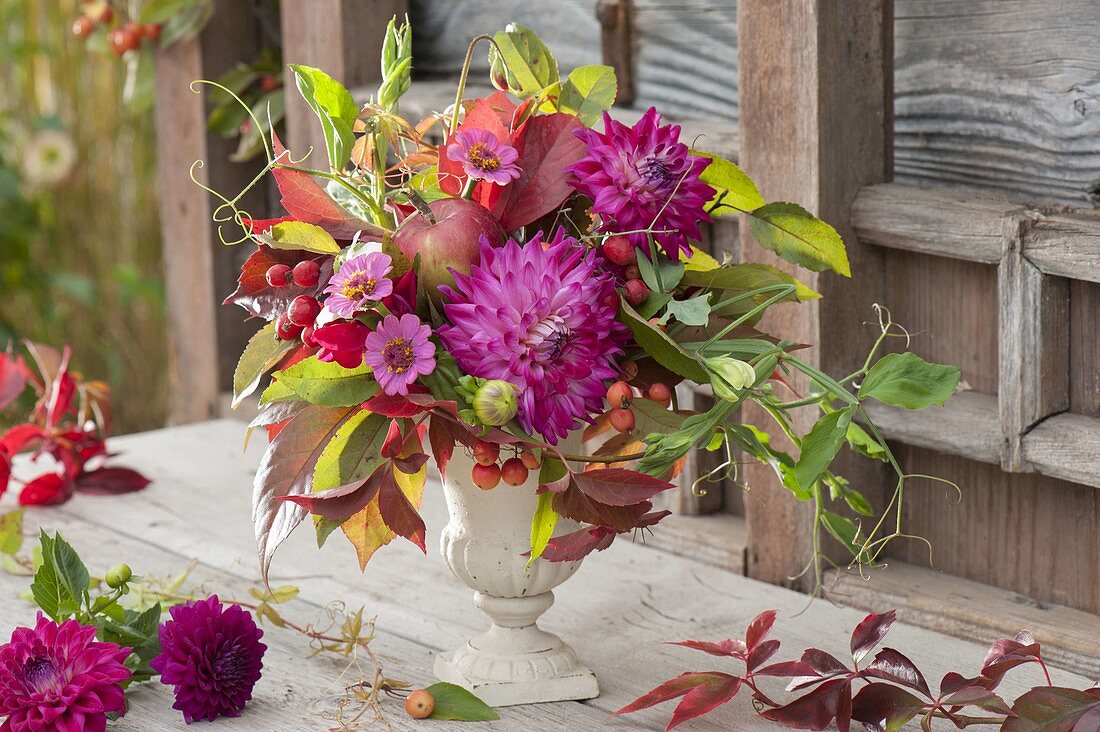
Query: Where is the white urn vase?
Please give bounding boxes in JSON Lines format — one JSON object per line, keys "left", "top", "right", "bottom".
{"left": 433, "top": 438, "right": 600, "bottom": 707}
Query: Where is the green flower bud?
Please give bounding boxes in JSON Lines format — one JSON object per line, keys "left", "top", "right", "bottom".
{"left": 104, "top": 563, "right": 132, "bottom": 588}
{"left": 706, "top": 356, "right": 757, "bottom": 401}
{"left": 472, "top": 379, "right": 519, "bottom": 426}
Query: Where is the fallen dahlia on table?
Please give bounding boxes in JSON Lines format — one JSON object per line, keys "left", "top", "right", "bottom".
{"left": 213, "top": 20, "right": 959, "bottom": 591}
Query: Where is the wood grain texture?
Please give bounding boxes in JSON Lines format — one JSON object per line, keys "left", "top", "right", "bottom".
{"left": 738, "top": 0, "right": 891, "bottom": 588}
{"left": 862, "top": 392, "right": 1002, "bottom": 466}
{"left": 1069, "top": 280, "right": 1100, "bottom": 418}
{"left": 154, "top": 1, "right": 265, "bottom": 424}
{"left": 893, "top": 0, "right": 1100, "bottom": 206}
{"left": 4, "top": 420, "right": 1092, "bottom": 730}
{"left": 998, "top": 215, "right": 1070, "bottom": 472}
{"left": 1025, "top": 209, "right": 1100, "bottom": 283}
{"left": 281, "top": 0, "right": 408, "bottom": 158}
{"left": 1022, "top": 413, "right": 1100, "bottom": 490}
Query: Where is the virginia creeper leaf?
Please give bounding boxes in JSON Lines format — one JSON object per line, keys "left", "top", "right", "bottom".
{"left": 232, "top": 322, "right": 295, "bottom": 408}
{"left": 749, "top": 202, "right": 850, "bottom": 276}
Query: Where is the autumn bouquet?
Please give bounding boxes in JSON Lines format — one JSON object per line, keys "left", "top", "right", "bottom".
{"left": 213, "top": 20, "right": 958, "bottom": 585}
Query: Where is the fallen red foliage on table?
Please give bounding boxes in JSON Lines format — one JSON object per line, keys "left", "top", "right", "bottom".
{"left": 618, "top": 608, "right": 1100, "bottom": 731}
{"left": 0, "top": 342, "right": 150, "bottom": 506}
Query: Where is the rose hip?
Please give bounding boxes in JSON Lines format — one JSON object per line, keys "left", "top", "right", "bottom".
{"left": 623, "top": 265, "right": 642, "bottom": 281}
{"left": 275, "top": 314, "right": 303, "bottom": 341}
{"left": 142, "top": 23, "right": 162, "bottom": 42}
{"left": 624, "top": 279, "right": 649, "bottom": 306}
{"left": 404, "top": 689, "right": 435, "bottom": 719}
{"left": 501, "top": 458, "right": 529, "bottom": 486}
{"left": 472, "top": 439, "right": 499, "bottom": 466}
{"left": 292, "top": 260, "right": 320, "bottom": 287}
{"left": 72, "top": 17, "right": 94, "bottom": 38}
{"left": 647, "top": 382, "right": 672, "bottom": 407}
{"left": 519, "top": 448, "right": 540, "bottom": 470}
{"left": 603, "top": 235, "right": 636, "bottom": 265}
{"left": 301, "top": 324, "right": 317, "bottom": 348}
{"left": 287, "top": 295, "right": 321, "bottom": 327}
{"left": 266, "top": 264, "right": 292, "bottom": 287}
{"left": 609, "top": 407, "right": 635, "bottom": 433}
{"left": 606, "top": 380, "right": 633, "bottom": 408}
{"left": 471, "top": 462, "right": 501, "bottom": 490}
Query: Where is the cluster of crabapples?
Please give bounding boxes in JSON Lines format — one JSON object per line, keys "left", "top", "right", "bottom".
{"left": 71, "top": 3, "right": 162, "bottom": 57}
{"left": 469, "top": 440, "right": 541, "bottom": 490}
{"left": 602, "top": 234, "right": 650, "bottom": 306}
{"left": 605, "top": 367, "right": 672, "bottom": 434}
{"left": 265, "top": 261, "right": 323, "bottom": 345}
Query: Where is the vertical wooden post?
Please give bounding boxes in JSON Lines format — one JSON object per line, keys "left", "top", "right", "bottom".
{"left": 738, "top": 1, "right": 893, "bottom": 588}
{"left": 154, "top": 1, "right": 263, "bottom": 424}
{"left": 280, "top": 0, "right": 408, "bottom": 158}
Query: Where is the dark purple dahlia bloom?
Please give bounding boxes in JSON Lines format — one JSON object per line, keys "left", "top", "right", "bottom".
{"left": 566, "top": 107, "right": 714, "bottom": 260}
{"left": 150, "top": 595, "right": 266, "bottom": 724}
{"left": 438, "top": 229, "right": 626, "bottom": 443}
{"left": 0, "top": 614, "right": 131, "bottom": 732}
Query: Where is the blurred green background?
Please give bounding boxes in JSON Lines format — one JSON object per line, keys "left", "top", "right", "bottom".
{"left": 1, "top": 0, "right": 168, "bottom": 433}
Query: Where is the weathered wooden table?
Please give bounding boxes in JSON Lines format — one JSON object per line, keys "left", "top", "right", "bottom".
{"left": 0, "top": 421, "right": 1089, "bottom": 730}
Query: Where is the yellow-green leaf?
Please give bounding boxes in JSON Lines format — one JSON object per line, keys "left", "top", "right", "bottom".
{"left": 273, "top": 355, "right": 378, "bottom": 406}
{"left": 233, "top": 322, "right": 295, "bottom": 408}
{"left": 684, "top": 245, "right": 721, "bottom": 272}
{"left": 558, "top": 65, "right": 617, "bottom": 125}
{"left": 697, "top": 151, "right": 766, "bottom": 212}
{"left": 620, "top": 298, "right": 709, "bottom": 383}
{"left": 312, "top": 410, "right": 389, "bottom": 491}
{"left": 681, "top": 262, "right": 820, "bottom": 301}
{"left": 267, "top": 221, "right": 341, "bottom": 255}
{"left": 488, "top": 23, "right": 559, "bottom": 99}
{"left": 748, "top": 202, "right": 850, "bottom": 277}
{"left": 527, "top": 492, "right": 558, "bottom": 567}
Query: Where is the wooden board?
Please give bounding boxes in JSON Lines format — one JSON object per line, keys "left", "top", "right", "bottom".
{"left": 2, "top": 420, "right": 1092, "bottom": 730}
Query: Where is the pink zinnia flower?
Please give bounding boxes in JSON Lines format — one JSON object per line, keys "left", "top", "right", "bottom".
{"left": 363, "top": 314, "right": 437, "bottom": 396}
{"left": 150, "top": 596, "right": 266, "bottom": 724}
{"left": 323, "top": 252, "right": 393, "bottom": 318}
{"left": 313, "top": 321, "right": 370, "bottom": 369}
{"left": 438, "top": 230, "right": 626, "bottom": 443}
{"left": 0, "top": 615, "right": 131, "bottom": 732}
{"left": 445, "top": 129, "right": 521, "bottom": 186}
{"left": 566, "top": 107, "right": 714, "bottom": 260}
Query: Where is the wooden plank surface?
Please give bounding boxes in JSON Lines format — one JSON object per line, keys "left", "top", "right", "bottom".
{"left": 862, "top": 391, "right": 1002, "bottom": 466}
{"left": 1022, "top": 413, "right": 1100, "bottom": 490}
{"left": 3, "top": 420, "right": 1091, "bottom": 729}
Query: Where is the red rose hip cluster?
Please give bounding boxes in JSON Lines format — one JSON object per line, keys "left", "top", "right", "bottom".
{"left": 268, "top": 261, "right": 323, "bottom": 345}
{"left": 469, "top": 440, "right": 540, "bottom": 490}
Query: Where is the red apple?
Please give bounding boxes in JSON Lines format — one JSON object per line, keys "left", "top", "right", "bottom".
{"left": 393, "top": 198, "right": 505, "bottom": 304}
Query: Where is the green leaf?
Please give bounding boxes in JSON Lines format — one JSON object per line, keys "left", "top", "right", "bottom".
{"left": 620, "top": 298, "right": 709, "bottom": 383}
{"left": 426, "top": 682, "right": 500, "bottom": 721}
{"left": 273, "top": 355, "right": 378, "bottom": 407}
{"left": 233, "top": 322, "right": 295, "bottom": 408}
{"left": 528, "top": 492, "right": 558, "bottom": 566}
{"left": 681, "top": 262, "right": 819, "bottom": 301}
{"left": 697, "top": 152, "right": 766, "bottom": 212}
{"left": 631, "top": 399, "right": 689, "bottom": 438}
{"left": 860, "top": 352, "right": 960, "bottom": 410}
{"left": 558, "top": 65, "right": 617, "bottom": 125}
{"left": 821, "top": 511, "right": 865, "bottom": 557}
{"left": 846, "top": 421, "right": 888, "bottom": 461}
{"left": 259, "top": 378, "right": 298, "bottom": 405}
{"left": 266, "top": 221, "right": 341, "bottom": 255}
{"left": 288, "top": 64, "right": 359, "bottom": 169}
{"left": 49, "top": 534, "right": 90, "bottom": 610}
{"left": 31, "top": 534, "right": 67, "bottom": 621}
{"left": 538, "top": 457, "right": 567, "bottom": 487}
{"left": 795, "top": 408, "right": 854, "bottom": 491}
{"left": 250, "top": 584, "right": 300, "bottom": 604}
{"left": 312, "top": 409, "right": 389, "bottom": 491}
{"left": 748, "top": 202, "right": 850, "bottom": 276}
{"left": 489, "top": 23, "right": 559, "bottom": 99}
{"left": 662, "top": 293, "right": 712, "bottom": 327}
{"left": 0, "top": 509, "right": 24, "bottom": 556}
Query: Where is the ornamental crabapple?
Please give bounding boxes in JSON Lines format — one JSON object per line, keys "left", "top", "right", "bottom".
{"left": 501, "top": 458, "right": 529, "bottom": 486}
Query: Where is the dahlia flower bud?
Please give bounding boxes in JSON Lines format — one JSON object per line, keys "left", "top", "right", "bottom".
{"left": 105, "top": 563, "right": 132, "bottom": 588}
{"left": 706, "top": 357, "right": 757, "bottom": 401}
{"left": 473, "top": 379, "right": 519, "bottom": 426}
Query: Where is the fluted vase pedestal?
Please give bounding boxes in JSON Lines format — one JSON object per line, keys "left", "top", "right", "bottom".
{"left": 433, "top": 438, "right": 599, "bottom": 707}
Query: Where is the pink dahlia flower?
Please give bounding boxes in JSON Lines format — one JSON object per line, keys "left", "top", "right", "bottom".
{"left": 0, "top": 615, "right": 131, "bottom": 732}
{"left": 322, "top": 251, "right": 393, "bottom": 318}
{"left": 438, "top": 229, "right": 626, "bottom": 443}
{"left": 150, "top": 595, "right": 266, "bottom": 724}
{"left": 566, "top": 107, "right": 714, "bottom": 260}
{"left": 313, "top": 321, "right": 370, "bottom": 369}
{"left": 445, "top": 128, "right": 521, "bottom": 186}
{"left": 363, "top": 314, "right": 437, "bottom": 396}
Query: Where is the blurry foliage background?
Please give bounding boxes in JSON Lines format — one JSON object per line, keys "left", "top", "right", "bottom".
{"left": 1, "top": 0, "right": 168, "bottom": 433}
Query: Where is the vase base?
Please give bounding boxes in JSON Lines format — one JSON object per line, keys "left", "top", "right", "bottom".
{"left": 434, "top": 646, "right": 599, "bottom": 707}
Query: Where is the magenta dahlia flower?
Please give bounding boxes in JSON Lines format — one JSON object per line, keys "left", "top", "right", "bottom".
{"left": 0, "top": 615, "right": 131, "bottom": 732}
{"left": 314, "top": 320, "right": 370, "bottom": 369}
{"left": 566, "top": 107, "right": 714, "bottom": 260}
{"left": 445, "top": 129, "right": 521, "bottom": 186}
{"left": 323, "top": 251, "right": 393, "bottom": 318}
{"left": 438, "top": 230, "right": 625, "bottom": 443}
{"left": 150, "top": 595, "right": 266, "bottom": 724}
{"left": 363, "top": 314, "right": 437, "bottom": 396}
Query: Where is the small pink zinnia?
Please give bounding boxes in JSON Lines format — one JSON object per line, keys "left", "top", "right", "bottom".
{"left": 313, "top": 321, "right": 370, "bottom": 369}
{"left": 566, "top": 107, "right": 714, "bottom": 260}
{"left": 323, "top": 252, "right": 393, "bottom": 318}
{"left": 0, "top": 614, "right": 131, "bottom": 732}
{"left": 363, "top": 314, "right": 436, "bottom": 396}
{"left": 445, "top": 129, "right": 521, "bottom": 186}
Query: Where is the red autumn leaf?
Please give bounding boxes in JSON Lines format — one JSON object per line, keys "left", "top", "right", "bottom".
{"left": 761, "top": 677, "right": 852, "bottom": 732}
{"left": 0, "top": 446, "right": 10, "bottom": 497}
{"left": 271, "top": 131, "right": 384, "bottom": 241}
{"left": 380, "top": 419, "right": 404, "bottom": 459}
{"left": 754, "top": 660, "right": 822, "bottom": 678}
{"left": 667, "top": 674, "right": 742, "bottom": 731}
{"left": 240, "top": 215, "right": 295, "bottom": 233}
{"left": 427, "top": 415, "right": 458, "bottom": 480}
{"left": 747, "top": 639, "right": 782, "bottom": 673}
{"left": 74, "top": 467, "right": 151, "bottom": 495}
{"left": 45, "top": 351, "right": 76, "bottom": 428}
{"left": 18, "top": 472, "right": 74, "bottom": 506}
{"left": 666, "top": 638, "right": 748, "bottom": 658}
{"left": 802, "top": 648, "right": 851, "bottom": 679}
{"left": 363, "top": 393, "right": 431, "bottom": 418}
{"left": 392, "top": 452, "right": 429, "bottom": 475}
{"left": 850, "top": 682, "right": 927, "bottom": 731}
{"left": 979, "top": 631, "right": 1045, "bottom": 689}
{"left": 551, "top": 480, "right": 652, "bottom": 533}
{"left": 1003, "top": 687, "right": 1100, "bottom": 732}
{"left": 746, "top": 609, "right": 779, "bottom": 652}
{"left": 850, "top": 610, "right": 896, "bottom": 665}
{"left": 572, "top": 468, "right": 674, "bottom": 507}
{"left": 613, "top": 672, "right": 739, "bottom": 719}
{"left": 280, "top": 475, "right": 381, "bottom": 523}
{"left": 0, "top": 351, "right": 29, "bottom": 409}
{"left": 491, "top": 113, "right": 588, "bottom": 231}
{"left": 941, "top": 685, "right": 1014, "bottom": 715}
{"left": 864, "top": 647, "right": 930, "bottom": 697}
{"left": 539, "top": 525, "right": 616, "bottom": 562}
{"left": 223, "top": 245, "right": 330, "bottom": 319}
{"left": 0, "top": 424, "right": 47, "bottom": 454}
{"left": 376, "top": 467, "right": 426, "bottom": 552}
